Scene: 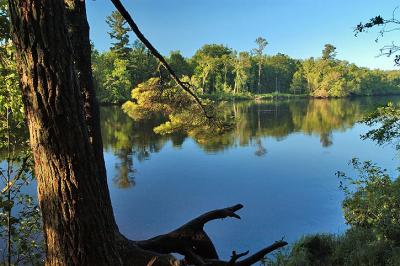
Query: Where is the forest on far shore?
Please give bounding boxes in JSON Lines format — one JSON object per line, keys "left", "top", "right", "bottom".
{"left": 91, "top": 11, "right": 400, "bottom": 104}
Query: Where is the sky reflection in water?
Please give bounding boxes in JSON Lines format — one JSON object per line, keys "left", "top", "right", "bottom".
{"left": 101, "top": 96, "right": 399, "bottom": 258}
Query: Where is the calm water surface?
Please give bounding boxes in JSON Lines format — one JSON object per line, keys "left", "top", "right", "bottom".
{"left": 101, "top": 97, "right": 399, "bottom": 257}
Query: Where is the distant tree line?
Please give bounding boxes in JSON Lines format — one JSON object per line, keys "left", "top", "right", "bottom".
{"left": 92, "top": 11, "right": 400, "bottom": 104}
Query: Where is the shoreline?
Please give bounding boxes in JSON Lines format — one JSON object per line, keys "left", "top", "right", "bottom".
{"left": 98, "top": 93, "right": 400, "bottom": 106}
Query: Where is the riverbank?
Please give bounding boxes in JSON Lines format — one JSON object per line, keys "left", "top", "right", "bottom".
{"left": 202, "top": 92, "right": 400, "bottom": 102}
{"left": 200, "top": 92, "right": 309, "bottom": 102}
{"left": 99, "top": 92, "right": 400, "bottom": 106}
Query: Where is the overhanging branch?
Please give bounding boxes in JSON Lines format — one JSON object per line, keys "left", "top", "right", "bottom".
{"left": 109, "top": 0, "right": 212, "bottom": 118}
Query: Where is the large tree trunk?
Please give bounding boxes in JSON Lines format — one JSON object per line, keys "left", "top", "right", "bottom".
{"left": 64, "top": 0, "right": 120, "bottom": 235}
{"left": 7, "top": 1, "right": 286, "bottom": 265}
{"left": 64, "top": 0, "right": 106, "bottom": 172}
{"left": 7, "top": 1, "right": 122, "bottom": 264}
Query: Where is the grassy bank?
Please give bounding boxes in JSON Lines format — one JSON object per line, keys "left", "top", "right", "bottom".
{"left": 264, "top": 228, "right": 400, "bottom": 266}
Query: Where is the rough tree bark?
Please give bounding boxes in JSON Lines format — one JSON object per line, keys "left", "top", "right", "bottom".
{"left": 7, "top": 0, "right": 123, "bottom": 264}
{"left": 7, "top": 0, "right": 286, "bottom": 265}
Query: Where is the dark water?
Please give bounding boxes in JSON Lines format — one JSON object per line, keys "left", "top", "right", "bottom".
{"left": 102, "top": 96, "right": 398, "bottom": 257}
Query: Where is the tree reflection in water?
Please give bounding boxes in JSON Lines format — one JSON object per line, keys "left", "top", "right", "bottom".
{"left": 100, "top": 96, "right": 399, "bottom": 188}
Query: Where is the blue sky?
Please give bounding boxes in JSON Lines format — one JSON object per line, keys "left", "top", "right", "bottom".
{"left": 86, "top": 0, "right": 400, "bottom": 70}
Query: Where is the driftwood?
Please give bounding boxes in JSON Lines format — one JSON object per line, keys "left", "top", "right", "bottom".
{"left": 122, "top": 204, "right": 287, "bottom": 266}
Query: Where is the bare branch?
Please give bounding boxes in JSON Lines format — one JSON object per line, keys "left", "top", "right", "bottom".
{"left": 183, "top": 204, "right": 243, "bottom": 229}
{"left": 228, "top": 251, "right": 249, "bottom": 265}
{"left": 1, "top": 155, "right": 29, "bottom": 194}
{"left": 354, "top": 8, "right": 400, "bottom": 66}
{"left": 109, "top": 0, "right": 212, "bottom": 118}
{"left": 234, "top": 241, "right": 288, "bottom": 266}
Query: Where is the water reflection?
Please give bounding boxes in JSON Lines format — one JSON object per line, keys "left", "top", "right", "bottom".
{"left": 254, "top": 139, "right": 267, "bottom": 157}
{"left": 100, "top": 107, "right": 170, "bottom": 188}
{"left": 112, "top": 149, "right": 136, "bottom": 189}
{"left": 100, "top": 96, "right": 399, "bottom": 188}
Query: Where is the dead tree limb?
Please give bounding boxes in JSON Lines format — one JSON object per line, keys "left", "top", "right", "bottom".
{"left": 110, "top": 0, "right": 212, "bottom": 118}
{"left": 132, "top": 204, "right": 287, "bottom": 266}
